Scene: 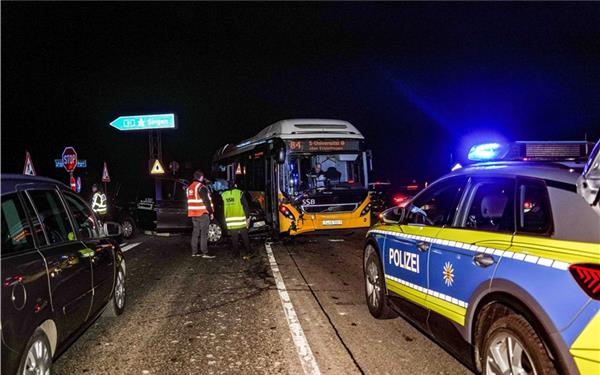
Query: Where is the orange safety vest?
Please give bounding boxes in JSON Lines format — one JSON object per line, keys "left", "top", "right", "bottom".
{"left": 186, "top": 181, "right": 209, "bottom": 217}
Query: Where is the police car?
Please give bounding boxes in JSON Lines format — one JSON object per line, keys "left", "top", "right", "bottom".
{"left": 364, "top": 141, "right": 600, "bottom": 375}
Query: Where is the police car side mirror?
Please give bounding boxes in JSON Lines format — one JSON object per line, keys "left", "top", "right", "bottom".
{"left": 381, "top": 206, "right": 406, "bottom": 224}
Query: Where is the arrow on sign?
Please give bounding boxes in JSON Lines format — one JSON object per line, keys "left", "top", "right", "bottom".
{"left": 110, "top": 114, "right": 176, "bottom": 131}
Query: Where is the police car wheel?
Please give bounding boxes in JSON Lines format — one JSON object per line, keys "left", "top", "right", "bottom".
{"left": 482, "top": 314, "right": 558, "bottom": 375}
{"left": 364, "top": 244, "right": 397, "bottom": 319}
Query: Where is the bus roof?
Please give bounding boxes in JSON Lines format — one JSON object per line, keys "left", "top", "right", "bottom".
{"left": 254, "top": 119, "right": 364, "bottom": 141}
{"left": 214, "top": 119, "right": 364, "bottom": 161}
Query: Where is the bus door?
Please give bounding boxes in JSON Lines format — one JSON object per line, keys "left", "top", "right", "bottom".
{"left": 265, "top": 156, "right": 279, "bottom": 229}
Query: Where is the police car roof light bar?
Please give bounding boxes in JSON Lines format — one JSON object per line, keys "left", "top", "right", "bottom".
{"left": 468, "top": 141, "right": 594, "bottom": 163}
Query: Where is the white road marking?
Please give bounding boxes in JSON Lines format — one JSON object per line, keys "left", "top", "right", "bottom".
{"left": 121, "top": 242, "right": 141, "bottom": 253}
{"left": 264, "top": 242, "right": 321, "bottom": 375}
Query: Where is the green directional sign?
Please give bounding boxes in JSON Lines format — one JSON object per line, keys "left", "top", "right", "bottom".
{"left": 110, "top": 113, "right": 176, "bottom": 131}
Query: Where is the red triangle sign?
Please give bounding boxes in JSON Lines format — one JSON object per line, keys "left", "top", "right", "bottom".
{"left": 101, "top": 162, "right": 111, "bottom": 182}
{"left": 23, "top": 151, "right": 36, "bottom": 176}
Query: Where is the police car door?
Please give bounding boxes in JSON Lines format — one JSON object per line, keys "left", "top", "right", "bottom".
{"left": 428, "top": 177, "right": 513, "bottom": 342}
{"left": 383, "top": 176, "right": 467, "bottom": 324}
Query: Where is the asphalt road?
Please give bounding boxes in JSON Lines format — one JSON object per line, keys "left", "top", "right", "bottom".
{"left": 53, "top": 231, "right": 471, "bottom": 375}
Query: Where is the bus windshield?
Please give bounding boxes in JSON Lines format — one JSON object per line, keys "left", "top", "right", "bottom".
{"left": 283, "top": 153, "right": 365, "bottom": 195}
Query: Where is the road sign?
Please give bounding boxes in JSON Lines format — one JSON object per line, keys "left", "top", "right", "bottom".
{"left": 110, "top": 113, "right": 176, "bottom": 131}
{"left": 102, "top": 162, "right": 111, "bottom": 182}
{"left": 62, "top": 147, "right": 78, "bottom": 173}
{"left": 70, "top": 175, "right": 76, "bottom": 191}
{"left": 150, "top": 159, "right": 166, "bottom": 175}
{"left": 23, "top": 151, "right": 36, "bottom": 176}
{"left": 54, "top": 159, "right": 87, "bottom": 168}
{"left": 76, "top": 176, "right": 82, "bottom": 193}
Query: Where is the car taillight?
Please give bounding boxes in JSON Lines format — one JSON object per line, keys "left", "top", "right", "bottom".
{"left": 393, "top": 194, "right": 406, "bottom": 205}
{"left": 279, "top": 205, "right": 296, "bottom": 220}
{"left": 569, "top": 264, "right": 600, "bottom": 300}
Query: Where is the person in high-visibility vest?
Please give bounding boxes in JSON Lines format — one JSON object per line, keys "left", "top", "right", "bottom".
{"left": 221, "top": 181, "right": 252, "bottom": 259}
{"left": 187, "top": 170, "right": 215, "bottom": 258}
{"left": 91, "top": 183, "right": 108, "bottom": 218}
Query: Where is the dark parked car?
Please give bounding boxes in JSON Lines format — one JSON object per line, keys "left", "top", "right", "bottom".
{"left": 1, "top": 174, "right": 126, "bottom": 375}
{"left": 113, "top": 176, "right": 271, "bottom": 241}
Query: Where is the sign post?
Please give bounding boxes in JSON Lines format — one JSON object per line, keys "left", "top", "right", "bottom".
{"left": 23, "top": 151, "right": 36, "bottom": 176}
{"left": 110, "top": 113, "right": 177, "bottom": 202}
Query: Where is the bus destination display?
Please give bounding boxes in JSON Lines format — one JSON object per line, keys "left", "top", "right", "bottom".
{"left": 288, "top": 139, "right": 359, "bottom": 152}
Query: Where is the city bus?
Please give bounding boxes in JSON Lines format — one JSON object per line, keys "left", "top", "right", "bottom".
{"left": 212, "top": 119, "right": 372, "bottom": 236}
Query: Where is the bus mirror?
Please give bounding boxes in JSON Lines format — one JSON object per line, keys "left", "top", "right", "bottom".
{"left": 277, "top": 147, "right": 286, "bottom": 164}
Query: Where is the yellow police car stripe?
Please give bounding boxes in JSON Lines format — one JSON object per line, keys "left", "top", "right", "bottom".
{"left": 369, "top": 228, "right": 573, "bottom": 270}
{"left": 385, "top": 275, "right": 468, "bottom": 326}
{"left": 570, "top": 312, "right": 600, "bottom": 375}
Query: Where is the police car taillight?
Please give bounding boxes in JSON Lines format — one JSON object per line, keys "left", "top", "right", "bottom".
{"left": 569, "top": 264, "right": 600, "bottom": 300}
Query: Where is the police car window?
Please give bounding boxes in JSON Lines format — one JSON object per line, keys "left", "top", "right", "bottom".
{"left": 63, "top": 192, "right": 100, "bottom": 239}
{"left": 464, "top": 179, "right": 515, "bottom": 233}
{"left": 518, "top": 180, "right": 553, "bottom": 235}
{"left": 408, "top": 177, "right": 467, "bottom": 227}
{"left": 1, "top": 194, "right": 36, "bottom": 255}
{"left": 28, "top": 190, "right": 76, "bottom": 244}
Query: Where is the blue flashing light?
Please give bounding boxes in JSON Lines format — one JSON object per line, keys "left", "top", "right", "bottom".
{"left": 468, "top": 143, "right": 508, "bottom": 161}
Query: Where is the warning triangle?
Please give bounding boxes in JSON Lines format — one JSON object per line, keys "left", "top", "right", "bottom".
{"left": 23, "top": 151, "right": 36, "bottom": 176}
{"left": 150, "top": 159, "right": 166, "bottom": 175}
{"left": 102, "top": 162, "right": 111, "bottom": 182}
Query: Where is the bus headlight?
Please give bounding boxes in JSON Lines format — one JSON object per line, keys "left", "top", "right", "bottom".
{"left": 279, "top": 205, "right": 296, "bottom": 221}
{"left": 360, "top": 203, "right": 371, "bottom": 216}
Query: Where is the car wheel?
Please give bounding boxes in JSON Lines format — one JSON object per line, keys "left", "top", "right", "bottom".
{"left": 104, "top": 264, "right": 126, "bottom": 317}
{"left": 364, "top": 243, "right": 397, "bottom": 319}
{"left": 18, "top": 328, "right": 52, "bottom": 375}
{"left": 481, "top": 313, "right": 558, "bottom": 375}
{"left": 208, "top": 222, "right": 222, "bottom": 243}
{"left": 120, "top": 216, "right": 136, "bottom": 239}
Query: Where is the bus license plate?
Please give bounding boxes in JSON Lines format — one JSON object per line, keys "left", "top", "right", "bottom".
{"left": 322, "top": 220, "right": 342, "bottom": 226}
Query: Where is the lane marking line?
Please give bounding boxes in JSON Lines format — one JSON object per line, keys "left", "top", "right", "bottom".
{"left": 265, "top": 242, "right": 321, "bottom": 375}
{"left": 121, "top": 242, "right": 141, "bottom": 253}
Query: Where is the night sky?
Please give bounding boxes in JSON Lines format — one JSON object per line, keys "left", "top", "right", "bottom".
{"left": 2, "top": 2, "right": 600, "bottom": 193}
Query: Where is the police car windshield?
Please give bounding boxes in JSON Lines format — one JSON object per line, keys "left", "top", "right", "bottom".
{"left": 282, "top": 153, "right": 365, "bottom": 195}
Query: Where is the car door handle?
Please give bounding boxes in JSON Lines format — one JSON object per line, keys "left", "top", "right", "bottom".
{"left": 416, "top": 241, "right": 430, "bottom": 252}
{"left": 473, "top": 253, "right": 495, "bottom": 268}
